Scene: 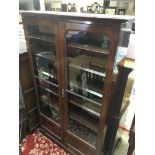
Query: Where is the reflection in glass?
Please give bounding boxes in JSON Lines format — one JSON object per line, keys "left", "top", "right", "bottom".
{"left": 68, "top": 119, "right": 97, "bottom": 146}
{"left": 28, "top": 25, "right": 55, "bottom": 42}
{"left": 36, "top": 52, "right": 57, "bottom": 84}
{"left": 27, "top": 24, "right": 60, "bottom": 124}
{"left": 65, "top": 30, "right": 110, "bottom": 147}
{"left": 28, "top": 25, "right": 57, "bottom": 85}
{"left": 38, "top": 87, "right": 60, "bottom": 124}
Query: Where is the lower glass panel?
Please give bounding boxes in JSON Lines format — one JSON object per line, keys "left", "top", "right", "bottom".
{"left": 68, "top": 93, "right": 101, "bottom": 117}
{"left": 68, "top": 119, "right": 97, "bottom": 147}
{"left": 38, "top": 87, "right": 60, "bottom": 124}
{"left": 68, "top": 103, "right": 98, "bottom": 147}
{"left": 40, "top": 105, "right": 60, "bottom": 124}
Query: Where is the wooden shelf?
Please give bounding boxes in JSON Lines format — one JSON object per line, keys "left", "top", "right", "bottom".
{"left": 31, "top": 47, "right": 55, "bottom": 53}
{"left": 67, "top": 90, "right": 101, "bottom": 106}
{"left": 31, "top": 47, "right": 44, "bottom": 53}
{"left": 34, "top": 75, "right": 58, "bottom": 87}
{"left": 69, "top": 99, "right": 100, "bottom": 117}
{"left": 68, "top": 81, "right": 103, "bottom": 98}
{"left": 35, "top": 70, "right": 57, "bottom": 84}
{"left": 23, "top": 87, "right": 34, "bottom": 95}
{"left": 36, "top": 51, "right": 56, "bottom": 61}
{"left": 68, "top": 63, "right": 106, "bottom": 77}
{"left": 40, "top": 112, "right": 60, "bottom": 127}
{"left": 42, "top": 71, "right": 55, "bottom": 79}
{"left": 69, "top": 111, "right": 98, "bottom": 133}
{"left": 38, "top": 85, "right": 58, "bottom": 97}
{"left": 27, "top": 106, "right": 38, "bottom": 114}
{"left": 29, "top": 34, "right": 55, "bottom": 43}
{"left": 68, "top": 43, "right": 109, "bottom": 55}
{"left": 40, "top": 106, "right": 59, "bottom": 123}
{"left": 41, "top": 97, "right": 59, "bottom": 112}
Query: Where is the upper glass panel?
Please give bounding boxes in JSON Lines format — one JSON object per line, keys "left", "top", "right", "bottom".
{"left": 66, "top": 30, "right": 110, "bottom": 104}
{"left": 65, "top": 30, "right": 110, "bottom": 147}
{"left": 28, "top": 25, "right": 55, "bottom": 42}
{"left": 28, "top": 25, "right": 57, "bottom": 85}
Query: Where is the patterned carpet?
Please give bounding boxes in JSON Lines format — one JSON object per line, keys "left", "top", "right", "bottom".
{"left": 21, "top": 129, "right": 70, "bottom": 155}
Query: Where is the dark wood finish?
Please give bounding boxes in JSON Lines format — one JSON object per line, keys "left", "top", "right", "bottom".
{"left": 20, "top": 11, "right": 134, "bottom": 27}
{"left": 67, "top": 90, "right": 101, "bottom": 105}
{"left": 68, "top": 43, "right": 109, "bottom": 54}
{"left": 63, "top": 22, "right": 121, "bottom": 154}
{"left": 40, "top": 114, "right": 61, "bottom": 138}
{"left": 29, "top": 35, "right": 55, "bottom": 43}
{"left": 28, "top": 108, "right": 39, "bottom": 130}
{"left": 69, "top": 111, "right": 98, "bottom": 133}
{"left": 68, "top": 61, "right": 106, "bottom": 77}
{"left": 19, "top": 53, "right": 33, "bottom": 91}
{"left": 66, "top": 131, "right": 96, "bottom": 155}
{"left": 20, "top": 12, "right": 134, "bottom": 155}
{"left": 22, "top": 18, "right": 64, "bottom": 139}
{"left": 103, "top": 58, "right": 135, "bottom": 155}
{"left": 19, "top": 52, "right": 40, "bottom": 132}
{"left": 69, "top": 99, "right": 100, "bottom": 117}
{"left": 24, "top": 89, "right": 37, "bottom": 111}
{"left": 58, "top": 21, "right": 68, "bottom": 145}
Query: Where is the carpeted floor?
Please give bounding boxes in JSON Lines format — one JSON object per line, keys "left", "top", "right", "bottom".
{"left": 21, "top": 128, "right": 129, "bottom": 155}
{"left": 21, "top": 129, "right": 70, "bottom": 155}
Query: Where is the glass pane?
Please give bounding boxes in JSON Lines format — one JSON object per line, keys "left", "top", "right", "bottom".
{"left": 27, "top": 24, "right": 60, "bottom": 124}
{"left": 65, "top": 30, "right": 110, "bottom": 147}
{"left": 68, "top": 119, "right": 97, "bottom": 146}
{"left": 68, "top": 93, "right": 101, "bottom": 117}
{"left": 38, "top": 86, "right": 60, "bottom": 124}
{"left": 35, "top": 51, "right": 57, "bottom": 84}
{"left": 28, "top": 25, "right": 57, "bottom": 85}
{"left": 28, "top": 25, "right": 55, "bottom": 42}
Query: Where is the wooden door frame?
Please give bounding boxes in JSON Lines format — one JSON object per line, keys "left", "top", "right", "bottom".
{"left": 22, "top": 17, "right": 63, "bottom": 140}
{"left": 59, "top": 22, "right": 121, "bottom": 154}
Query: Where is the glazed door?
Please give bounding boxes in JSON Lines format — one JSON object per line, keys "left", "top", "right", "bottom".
{"left": 23, "top": 19, "right": 63, "bottom": 139}
{"left": 61, "top": 23, "right": 119, "bottom": 154}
